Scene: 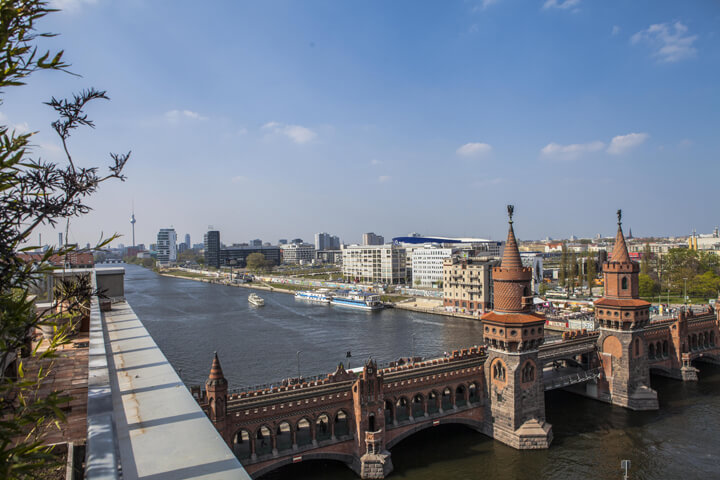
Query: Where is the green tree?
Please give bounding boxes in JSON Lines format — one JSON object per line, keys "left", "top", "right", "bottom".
{"left": 559, "top": 242, "right": 567, "bottom": 290}
{"left": 246, "top": 252, "right": 268, "bottom": 272}
{"left": 0, "top": 2, "right": 129, "bottom": 476}
{"left": 638, "top": 273, "right": 660, "bottom": 298}
{"left": 586, "top": 251, "right": 597, "bottom": 295}
{"left": 640, "top": 243, "right": 651, "bottom": 275}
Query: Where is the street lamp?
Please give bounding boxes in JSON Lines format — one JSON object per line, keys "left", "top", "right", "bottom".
{"left": 683, "top": 278, "right": 688, "bottom": 307}
{"left": 296, "top": 351, "right": 301, "bottom": 381}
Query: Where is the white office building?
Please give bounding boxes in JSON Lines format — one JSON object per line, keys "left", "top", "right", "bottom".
{"left": 411, "top": 246, "right": 453, "bottom": 288}
{"left": 280, "top": 243, "right": 316, "bottom": 265}
{"left": 341, "top": 244, "right": 407, "bottom": 285}
{"left": 156, "top": 228, "right": 177, "bottom": 265}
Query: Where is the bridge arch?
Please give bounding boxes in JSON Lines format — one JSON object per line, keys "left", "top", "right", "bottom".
{"left": 427, "top": 390, "right": 439, "bottom": 414}
{"left": 275, "top": 421, "right": 293, "bottom": 452}
{"left": 253, "top": 452, "right": 357, "bottom": 479}
{"left": 395, "top": 396, "right": 411, "bottom": 422}
{"left": 412, "top": 393, "right": 426, "bottom": 418}
{"left": 441, "top": 386, "right": 453, "bottom": 410}
{"left": 384, "top": 399, "right": 395, "bottom": 425}
{"left": 455, "top": 384, "right": 467, "bottom": 407}
{"left": 296, "top": 417, "right": 313, "bottom": 447}
{"left": 468, "top": 382, "right": 482, "bottom": 404}
{"left": 385, "top": 417, "right": 485, "bottom": 450}
{"left": 255, "top": 424, "right": 274, "bottom": 456}
{"left": 333, "top": 409, "right": 351, "bottom": 438}
{"left": 232, "top": 428, "right": 253, "bottom": 460}
{"left": 315, "top": 413, "right": 332, "bottom": 442}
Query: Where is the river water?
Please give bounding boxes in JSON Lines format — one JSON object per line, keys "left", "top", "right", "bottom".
{"left": 124, "top": 264, "right": 720, "bottom": 480}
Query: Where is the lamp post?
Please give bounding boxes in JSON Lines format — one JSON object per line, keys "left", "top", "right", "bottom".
{"left": 296, "top": 351, "right": 301, "bottom": 381}
{"left": 683, "top": 277, "right": 688, "bottom": 307}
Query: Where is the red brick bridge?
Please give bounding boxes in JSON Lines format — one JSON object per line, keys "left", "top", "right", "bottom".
{"left": 194, "top": 210, "right": 720, "bottom": 478}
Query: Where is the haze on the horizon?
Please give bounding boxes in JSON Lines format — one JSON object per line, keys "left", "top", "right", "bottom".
{"left": 6, "top": 0, "right": 719, "bottom": 248}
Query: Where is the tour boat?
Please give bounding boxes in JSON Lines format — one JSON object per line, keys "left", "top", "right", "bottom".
{"left": 248, "top": 293, "right": 265, "bottom": 307}
{"left": 331, "top": 290, "right": 383, "bottom": 311}
{"left": 294, "top": 290, "right": 333, "bottom": 304}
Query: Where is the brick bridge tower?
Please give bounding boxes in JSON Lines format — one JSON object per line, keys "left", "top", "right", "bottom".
{"left": 352, "top": 359, "right": 392, "bottom": 479}
{"left": 481, "top": 205, "right": 552, "bottom": 449}
{"left": 206, "top": 352, "right": 229, "bottom": 442}
{"left": 594, "top": 210, "right": 658, "bottom": 410}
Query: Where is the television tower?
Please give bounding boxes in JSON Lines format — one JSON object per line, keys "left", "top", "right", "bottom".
{"left": 130, "top": 206, "right": 136, "bottom": 247}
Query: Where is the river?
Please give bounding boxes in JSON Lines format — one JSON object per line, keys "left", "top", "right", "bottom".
{"left": 124, "top": 264, "right": 720, "bottom": 480}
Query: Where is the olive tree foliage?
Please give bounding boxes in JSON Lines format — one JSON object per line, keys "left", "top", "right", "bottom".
{"left": 0, "top": 1, "right": 129, "bottom": 477}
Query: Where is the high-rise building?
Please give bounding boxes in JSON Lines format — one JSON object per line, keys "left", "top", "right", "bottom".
{"left": 362, "top": 232, "right": 384, "bottom": 246}
{"left": 278, "top": 239, "right": 288, "bottom": 245}
{"left": 185, "top": 234, "right": 191, "bottom": 248}
{"left": 316, "top": 232, "right": 341, "bottom": 251}
{"left": 156, "top": 228, "right": 177, "bottom": 265}
{"left": 250, "top": 239, "right": 262, "bottom": 247}
{"left": 204, "top": 230, "right": 221, "bottom": 268}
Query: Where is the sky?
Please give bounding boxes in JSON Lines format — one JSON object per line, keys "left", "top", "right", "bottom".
{"left": 4, "top": 0, "right": 720, "bottom": 248}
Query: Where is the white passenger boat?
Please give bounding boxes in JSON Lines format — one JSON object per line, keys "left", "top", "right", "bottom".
{"left": 248, "top": 293, "right": 265, "bottom": 307}
{"left": 294, "top": 290, "right": 332, "bottom": 304}
{"left": 331, "top": 290, "right": 383, "bottom": 310}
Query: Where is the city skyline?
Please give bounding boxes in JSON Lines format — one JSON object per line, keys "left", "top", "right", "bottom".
{"left": 7, "top": 1, "right": 719, "bottom": 248}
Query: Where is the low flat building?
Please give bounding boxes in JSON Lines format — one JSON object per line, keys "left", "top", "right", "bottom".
{"left": 442, "top": 256, "right": 499, "bottom": 315}
{"left": 220, "top": 245, "right": 281, "bottom": 267}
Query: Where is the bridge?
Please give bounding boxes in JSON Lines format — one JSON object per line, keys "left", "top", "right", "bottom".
{"left": 194, "top": 212, "right": 720, "bottom": 479}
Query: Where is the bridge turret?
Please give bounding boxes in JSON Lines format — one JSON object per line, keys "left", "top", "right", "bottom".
{"left": 353, "top": 359, "right": 393, "bottom": 479}
{"left": 480, "top": 207, "right": 552, "bottom": 450}
{"left": 594, "top": 211, "right": 659, "bottom": 409}
{"left": 205, "top": 352, "right": 228, "bottom": 441}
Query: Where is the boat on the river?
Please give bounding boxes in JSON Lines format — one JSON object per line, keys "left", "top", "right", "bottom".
{"left": 294, "top": 289, "right": 333, "bottom": 304}
{"left": 248, "top": 293, "right": 265, "bottom": 307}
{"left": 331, "top": 290, "right": 383, "bottom": 310}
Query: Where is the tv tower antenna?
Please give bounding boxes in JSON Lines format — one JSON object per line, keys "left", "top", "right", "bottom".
{"left": 130, "top": 201, "right": 136, "bottom": 247}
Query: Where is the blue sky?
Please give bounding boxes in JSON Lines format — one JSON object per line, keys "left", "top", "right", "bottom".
{"left": 5, "top": 0, "right": 720, "bottom": 247}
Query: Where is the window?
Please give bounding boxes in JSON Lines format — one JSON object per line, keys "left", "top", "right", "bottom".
{"left": 621, "top": 277, "right": 628, "bottom": 290}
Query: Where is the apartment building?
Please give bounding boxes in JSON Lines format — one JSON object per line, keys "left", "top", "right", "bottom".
{"left": 411, "top": 246, "right": 453, "bottom": 288}
{"left": 341, "top": 244, "right": 407, "bottom": 285}
{"left": 442, "top": 256, "right": 499, "bottom": 315}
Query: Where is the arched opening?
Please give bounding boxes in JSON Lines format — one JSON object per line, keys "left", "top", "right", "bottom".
{"left": 468, "top": 382, "right": 481, "bottom": 404}
{"left": 335, "top": 410, "right": 350, "bottom": 437}
{"left": 427, "top": 391, "right": 439, "bottom": 414}
{"left": 663, "top": 340, "right": 669, "bottom": 356}
{"left": 255, "top": 425, "right": 272, "bottom": 456}
{"left": 276, "top": 421, "right": 292, "bottom": 452}
{"left": 704, "top": 332, "right": 710, "bottom": 348}
{"left": 367, "top": 413, "right": 376, "bottom": 433}
{"left": 296, "top": 418, "right": 312, "bottom": 447}
{"left": 522, "top": 362, "right": 535, "bottom": 382}
{"left": 316, "top": 414, "right": 331, "bottom": 441}
{"left": 692, "top": 334, "right": 698, "bottom": 351}
{"left": 711, "top": 332, "right": 716, "bottom": 346}
{"left": 233, "top": 429, "right": 252, "bottom": 460}
{"left": 395, "top": 397, "right": 410, "bottom": 422}
{"left": 412, "top": 394, "right": 425, "bottom": 418}
{"left": 655, "top": 341, "right": 661, "bottom": 358}
{"left": 634, "top": 338, "right": 640, "bottom": 356}
{"left": 648, "top": 343, "right": 655, "bottom": 359}
{"left": 621, "top": 277, "right": 628, "bottom": 290}
{"left": 455, "top": 385, "right": 467, "bottom": 407}
{"left": 384, "top": 400, "right": 394, "bottom": 425}
{"left": 441, "top": 387, "right": 453, "bottom": 410}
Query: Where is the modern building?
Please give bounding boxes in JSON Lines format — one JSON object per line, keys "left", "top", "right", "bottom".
{"left": 341, "top": 244, "right": 407, "bottom": 285}
{"left": 520, "top": 253, "right": 544, "bottom": 295}
{"left": 316, "top": 249, "right": 343, "bottom": 265}
{"left": 411, "top": 246, "right": 453, "bottom": 288}
{"left": 185, "top": 234, "right": 191, "bottom": 249}
{"left": 278, "top": 239, "right": 288, "bottom": 245}
{"left": 315, "top": 232, "right": 341, "bottom": 251}
{"left": 250, "top": 239, "right": 262, "bottom": 247}
{"left": 280, "top": 243, "right": 316, "bottom": 265}
{"left": 156, "top": 228, "right": 177, "bottom": 265}
{"left": 220, "top": 245, "right": 281, "bottom": 267}
{"left": 362, "top": 232, "right": 384, "bottom": 246}
{"left": 204, "top": 230, "right": 221, "bottom": 268}
{"left": 442, "top": 256, "right": 499, "bottom": 315}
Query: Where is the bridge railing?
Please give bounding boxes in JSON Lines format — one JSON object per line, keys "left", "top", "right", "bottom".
{"left": 543, "top": 367, "right": 602, "bottom": 391}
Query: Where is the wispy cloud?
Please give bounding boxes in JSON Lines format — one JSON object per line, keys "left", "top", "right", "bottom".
{"left": 631, "top": 21, "right": 697, "bottom": 63}
{"left": 472, "top": 0, "right": 499, "bottom": 11}
{"left": 262, "top": 121, "right": 317, "bottom": 144}
{"left": 378, "top": 175, "right": 391, "bottom": 183}
{"left": 51, "top": 0, "right": 98, "bottom": 10}
{"left": 473, "top": 178, "right": 504, "bottom": 188}
{"left": 607, "top": 132, "right": 649, "bottom": 155}
{"left": 0, "top": 112, "right": 31, "bottom": 134}
{"left": 541, "top": 141, "right": 604, "bottom": 161}
{"left": 231, "top": 175, "right": 247, "bottom": 184}
{"left": 164, "top": 109, "right": 208, "bottom": 123}
{"left": 612, "top": 25, "right": 621, "bottom": 36}
{"left": 370, "top": 159, "right": 382, "bottom": 166}
{"left": 456, "top": 142, "right": 492, "bottom": 157}
{"left": 542, "top": 0, "right": 580, "bottom": 10}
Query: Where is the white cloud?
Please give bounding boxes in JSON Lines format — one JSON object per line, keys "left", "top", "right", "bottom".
{"left": 631, "top": 21, "right": 697, "bottom": 63}
{"left": 612, "top": 25, "right": 621, "bottom": 36}
{"left": 607, "top": 132, "right": 649, "bottom": 155}
{"left": 370, "top": 159, "right": 382, "bottom": 166}
{"left": 51, "top": 0, "right": 98, "bottom": 10}
{"left": 378, "top": 175, "right": 391, "bottom": 183}
{"left": 164, "top": 109, "right": 208, "bottom": 123}
{"left": 540, "top": 141, "right": 604, "bottom": 161}
{"left": 456, "top": 142, "right": 492, "bottom": 157}
{"left": 237, "top": 127, "right": 248, "bottom": 135}
{"left": 262, "top": 121, "right": 317, "bottom": 144}
{"left": 0, "top": 112, "right": 31, "bottom": 134}
{"left": 231, "top": 176, "right": 247, "bottom": 184}
{"left": 542, "top": 0, "right": 580, "bottom": 10}
{"left": 678, "top": 139, "right": 693, "bottom": 148}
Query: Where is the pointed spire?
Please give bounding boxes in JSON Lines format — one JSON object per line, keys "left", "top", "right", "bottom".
{"left": 207, "top": 352, "right": 227, "bottom": 386}
{"left": 501, "top": 205, "right": 523, "bottom": 269}
{"left": 610, "top": 211, "right": 631, "bottom": 264}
